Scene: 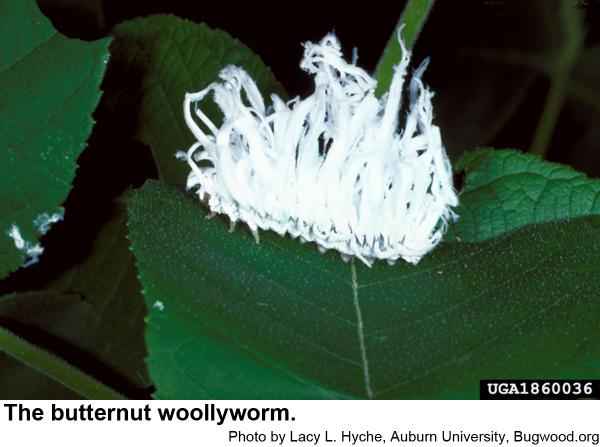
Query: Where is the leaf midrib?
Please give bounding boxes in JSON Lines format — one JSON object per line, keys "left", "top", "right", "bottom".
{"left": 141, "top": 243, "right": 362, "bottom": 397}
{"left": 350, "top": 260, "right": 373, "bottom": 399}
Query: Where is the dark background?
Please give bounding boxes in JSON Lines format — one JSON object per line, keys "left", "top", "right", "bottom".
{"left": 38, "top": 0, "right": 600, "bottom": 175}
{"left": 0, "top": 0, "right": 598, "bottom": 399}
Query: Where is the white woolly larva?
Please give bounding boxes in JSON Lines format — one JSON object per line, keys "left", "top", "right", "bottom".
{"left": 178, "top": 33, "right": 458, "bottom": 266}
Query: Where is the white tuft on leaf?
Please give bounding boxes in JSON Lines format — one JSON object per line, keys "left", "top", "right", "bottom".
{"left": 7, "top": 224, "right": 44, "bottom": 267}
{"left": 34, "top": 209, "right": 64, "bottom": 235}
{"left": 179, "top": 33, "right": 458, "bottom": 266}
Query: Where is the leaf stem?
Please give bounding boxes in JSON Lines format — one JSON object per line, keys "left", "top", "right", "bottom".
{"left": 530, "top": 2, "right": 584, "bottom": 157}
{"left": 0, "top": 325, "right": 125, "bottom": 400}
{"left": 374, "top": 0, "right": 436, "bottom": 97}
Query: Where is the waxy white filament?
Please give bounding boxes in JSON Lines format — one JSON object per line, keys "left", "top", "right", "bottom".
{"left": 179, "top": 34, "right": 458, "bottom": 266}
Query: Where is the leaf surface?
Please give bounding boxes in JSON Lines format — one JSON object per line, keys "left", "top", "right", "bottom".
{"left": 453, "top": 149, "right": 600, "bottom": 242}
{"left": 0, "top": 0, "right": 109, "bottom": 277}
{"left": 110, "top": 15, "right": 285, "bottom": 184}
{"left": 46, "top": 200, "right": 149, "bottom": 390}
{"left": 128, "top": 178, "right": 600, "bottom": 399}
{"left": 0, "top": 291, "right": 110, "bottom": 398}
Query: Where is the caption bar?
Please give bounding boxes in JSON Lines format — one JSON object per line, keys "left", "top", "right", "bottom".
{"left": 1, "top": 400, "right": 599, "bottom": 446}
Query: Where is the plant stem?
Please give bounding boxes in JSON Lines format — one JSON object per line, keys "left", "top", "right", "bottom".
{"left": 374, "top": 0, "right": 436, "bottom": 97}
{"left": 0, "top": 325, "right": 125, "bottom": 400}
{"left": 530, "top": 2, "right": 584, "bottom": 157}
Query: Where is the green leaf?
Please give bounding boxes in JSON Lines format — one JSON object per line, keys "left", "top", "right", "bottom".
{"left": 46, "top": 198, "right": 149, "bottom": 390}
{"left": 0, "top": 353, "right": 81, "bottom": 399}
{"left": 0, "top": 291, "right": 124, "bottom": 399}
{"left": 0, "top": 0, "right": 110, "bottom": 278}
{"left": 110, "top": 15, "right": 285, "bottom": 184}
{"left": 452, "top": 149, "right": 600, "bottom": 242}
{"left": 128, "top": 179, "right": 600, "bottom": 399}
{"left": 374, "top": 0, "right": 436, "bottom": 97}
{"left": 0, "top": 324, "right": 123, "bottom": 399}
{"left": 0, "top": 187, "right": 149, "bottom": 397}
{"left": 0, "top": 291, "right": 85, "bottom": 398}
